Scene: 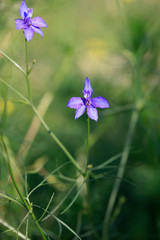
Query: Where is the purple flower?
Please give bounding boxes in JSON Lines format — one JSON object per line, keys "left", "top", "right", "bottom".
{"left": 15, "top": 0, "right": 47, "bottom": 42}
{"left": 67, "top": 77, "right": 110, "bottom": 121}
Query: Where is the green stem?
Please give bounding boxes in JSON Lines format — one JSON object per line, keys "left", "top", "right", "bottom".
{"left": 102, "top": 109, "right": 139, "bottom": 240}
{"left": 86, "top": 117, "right": 90, "bottom": 170}
{"left": 23, "top": 45, "right": 82, "bottom": 173}
{"left": 84, "top": 117, "right": 99, "bottom": 239}
{"left": 0, "top": 74, "right": 84, "bottom": 176}
{"left": 30, "top": 211, "right": 47, "bottom": 240}
{"left": 1, "top": 136, "right": 47, "bottom": 240}
{"left": 0, "top": 50, "right": 26, "bottom": 76}
{"left": 1, "top": 137, "right": 29, "bottom": 209}
{"left": 0, "top": 77, "right": 83, "bottom": 174}
{"left": 31, "top": 104, "right": 83, "bottom": 174}
{"left": 25, "top": 39, "right": 32, "bottom": 102}
{"left": 85, "top": 179, "right": 99, "bottom": 240}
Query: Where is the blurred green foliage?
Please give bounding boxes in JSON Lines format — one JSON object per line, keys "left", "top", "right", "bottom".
{"left": 0, "top": 0, "right": 160, "bottom": 239}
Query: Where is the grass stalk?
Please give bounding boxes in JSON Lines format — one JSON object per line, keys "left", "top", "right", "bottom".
{"left": 102, "top": 109, "right": 139, "bottom": 239}
{"left": 1, "top": 136, "right": 48, "bottom": 240}
{"left": 0, "top": 77, "right": 83, "bottom": 174}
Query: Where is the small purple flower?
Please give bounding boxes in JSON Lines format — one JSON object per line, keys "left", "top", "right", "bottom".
{"left": 15, "top": 0, "right": 47, "bottom": 42}
{"left": 67, "top": 77, "right": 110, "bottom": 121}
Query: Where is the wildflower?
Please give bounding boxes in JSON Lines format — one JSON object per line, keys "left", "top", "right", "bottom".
{"left": 67, "top": 77, "right": 110, "bottom": 121}
{"left": 15, "top": 0, "right": 47, "bottom": 42}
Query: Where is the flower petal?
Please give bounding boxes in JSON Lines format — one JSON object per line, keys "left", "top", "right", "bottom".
{"left": 15, "top": 19, "right": 26, "bottom": 29}
{"left": 31, "top": 26, "right": 43, "bottom": 37}
{"left": 32, "top": 17, "right": 47, "bottom": 28}
{"left": 87, "top": 105, "right": 98, "bottom": 121}
{"left": 91, "top": 97, "right": 110, "bottom": 109}
{"left": 24, "top": 27, "right": 34, "bottom": 41}
{"left": 67, "top": 97, "right": 84, "bottom": 109}
{"left": 82, "top": 77, "right": 93, "bottom": 99}
{"left": 27, "top": 8, "right": 33, "bottom": 18}
{"left": 20, "top": 0, "right": 28, "bottom": 19}
{"left": 75, "top": 105, "right": 86, "bottom": 119}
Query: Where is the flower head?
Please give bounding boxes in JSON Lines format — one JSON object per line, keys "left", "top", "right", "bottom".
{"left": 67, "top": 77, "right": 110, "bottom": 121}
{"left": 15, "top": 0, "right": 47, "bottom": 42}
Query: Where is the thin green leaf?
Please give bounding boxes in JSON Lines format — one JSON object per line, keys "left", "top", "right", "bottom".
{"left": 27, "top": 161, "right": 70, "bottom": 198}
{"left": 25, "top": 218, "right": 29, "bottom": 240}
{"left": 61, "top": 182, "right": 84, "bottom": 215}
{"left": 42, "top": 183, "right": 77, "bottom": 221}
{"left": 34, "top": 205, "right": 81, "bottom": 240}
{"left": 56, "top": 173, "right": 79, "bottom": 182}
{"left": 72, "top": 212, "right": 82, "bottom": 240}
{"left": 53, "top": 215, "right": 81, "bottom": 240}
{"left": 0, "top": 218, "right": 31, "bottom": 240}
{"left": 16, "top": 213, "right": 29, "bottom": 240}
{"left": 92, "top": 153, "right": 122, "bottom": 171}
{"left": 0, "top": 77, "right": 29, "bottom": 104}
{"left": 0, "top": 50, "right": 26, "bottom": 76}
{"left": 38, "top": 192, "right": 55, "bottom": 222}
{"left": 0, "top": 193, "right": 24, "bottom": 208}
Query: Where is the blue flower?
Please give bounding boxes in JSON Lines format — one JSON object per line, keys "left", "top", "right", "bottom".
{"left": 67, "top": 77, "right": 110, "bottom": 121}
{"left": 15, "top": 0, "right": 47, "bottom": 42}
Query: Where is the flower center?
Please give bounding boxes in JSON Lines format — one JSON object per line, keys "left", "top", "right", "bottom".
{"left": 24, "top": 17, "right": 32, "bottom": 26}
{"left": 86, "top": 99, "right": 91, "bottom": 106}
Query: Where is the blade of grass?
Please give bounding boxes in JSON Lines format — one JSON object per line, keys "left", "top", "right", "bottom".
{"left": 0, "top": 193, "right": 24, "bottom": 208}
{"left": 0, "top": 50, "right": 26, "bottom": 76}
{"left": 0, "top": 77, "right": 29, "bottom": 103}
{"left": 1, "top": 136, "right": 48, "bottom": 240}
{"left": 92, "top": 153, "right": 122, "bottom": 171}
{"left": 102, "top": 109, "right": 139, "bottom": 240}
{"left": 0, "top": 218, "right": 31, "bottom": 240}
{"left": 53, "top": 215, "right": 81, "bottom": 240}
{"left": 38, "top": 192, "right": 55, "bottom": 222}
{"left": 0, "top": 77, "right": 83, "bottom": 174}
{"left": 25, "top": 218, "right": 29, "bottom": 240}
{"left": 42, "top": 183, "right": 77, "bottom": 221}
{"left": 27, "top": 161, "right": 70, "bottom": 198}
{"left": 34, "top": 205, "right": 81, "bottom": 240}
{"left": 61, "top": 182, "right": 84, "bottom": 215}
{"left": 55, "top": 173, "right": 79, "bottom": 182}
{"left": 16, "top": 213, "right": 29, "bottom": 240}
{"left": 72, "top": 212, "right": 82, "bottom": 240}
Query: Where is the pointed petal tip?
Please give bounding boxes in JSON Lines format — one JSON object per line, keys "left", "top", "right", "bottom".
{"left": 32, "top": 17, "right": 47, "bottom": 28}
{"left": 75, "top": 105, "right": 86, "bottom": 119}
{"left": 87, "top": 105, "right": 98, "bottom": 121}
{"left": 91, "top": 97, "right": 110, "bottom": 109}
{"left": 31, "top": 26, "right": 43, "bottom": 37}
{"left": 83, "top": 76, "right": 93, "bottom": 98}
{"left": 20, "top": 0, "right": 28, "bottom": 19}
{"left": 67, "top": 97, "right": 84, "bottom": 109}
{"left": 24, "top": 27, "right": 34, "bottom": 42}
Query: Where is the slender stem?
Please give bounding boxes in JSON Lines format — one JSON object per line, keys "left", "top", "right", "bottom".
{"left": 84, "top": 117, "right": 99, "bottom": 239}
{"left": 85, "top": 179, "right": 99, "bottom": 240}
{"left": 0, "top": 50, "right": 26, "bottom": 76}
{"left": 0, "top": 77, "right": 29, "bottom": 103}
{"left": 102, "top": 109, "right": 139, "bottom": 240}
{"left": 31, "top": 104, "right": 83, "bottom": 174}
{"left": 1, "top": 137, "right": 29, "bottom": 210}
{"left": 0, "top": 77, "right": 83, "bottom": 174}
{"left": 25, "top": 39, "right": 32, "bottom": 102}
{"left": 0, "top": 193, "right": 23, "bottom": 207}
{"left": 86, "top": 117, "right": 90, "bottom": 170}
{"left": 29, "top": 211, "right": 47, "bottom": 240}
{"left": 1, "top": 137, "right": 47, "bottom": 240}
{"left": 25, "top": 39, "right": 80, "bottom": 173}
